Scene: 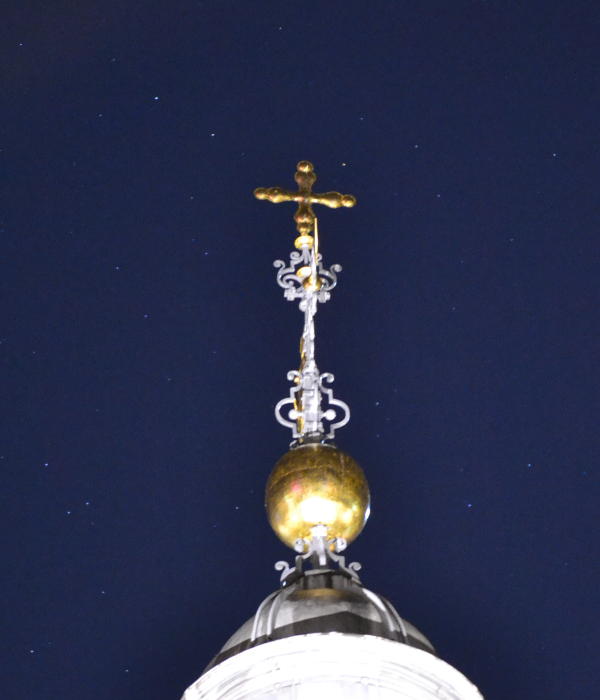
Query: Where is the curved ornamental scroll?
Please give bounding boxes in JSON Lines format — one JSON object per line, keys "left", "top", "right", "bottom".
{"left": 274, "top": 252, "right": 341, "bottom": 304}
{"left": 274, "top": 370, "right": 350, "bottom": 441}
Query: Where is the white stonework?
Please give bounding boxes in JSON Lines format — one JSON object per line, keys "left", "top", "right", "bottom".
{"left": 182, "top": 632, "right": 483, "bottom": 699}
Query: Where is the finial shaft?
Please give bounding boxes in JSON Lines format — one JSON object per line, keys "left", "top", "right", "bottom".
{"left": 272, "top": 217, "right": 349, "bottom": 443}
{"left": 256, "top": 162, "right": 354, "bottom": 443}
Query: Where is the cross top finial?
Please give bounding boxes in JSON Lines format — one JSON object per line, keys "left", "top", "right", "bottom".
{"left": 254, "top": 161, "right": 356, "bottom": 242}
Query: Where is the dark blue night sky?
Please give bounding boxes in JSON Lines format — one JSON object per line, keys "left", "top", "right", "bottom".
{"left": 3, "top": 2, "right": 598, "bottom": 698}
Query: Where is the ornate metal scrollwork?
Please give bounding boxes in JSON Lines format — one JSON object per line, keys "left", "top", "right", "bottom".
{"left": 273, "top": 230, "right": 350, "bottom": 443}
{"left": 274, "top": 251, "right": 341, "bottom": 304}
{"left": 319, "top": 373, "right": 350, "bottom": 435}
{"left": 274, "top": 526, "right": 362, "bottom": 586}
{"left": 274, "top": 370, "right": 350, "bottom": 441}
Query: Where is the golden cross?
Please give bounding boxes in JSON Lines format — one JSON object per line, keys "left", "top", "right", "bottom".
{"left": 254, "top": 161, "right": 356, "bottom": 241}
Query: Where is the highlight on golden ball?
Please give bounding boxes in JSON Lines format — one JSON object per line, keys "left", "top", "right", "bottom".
{"left": 265, "top": 443, "right": 370, "bottom": 548}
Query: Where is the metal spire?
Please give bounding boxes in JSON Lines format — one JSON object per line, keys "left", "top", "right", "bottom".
{"left": 254, "top": 161, "right": 355, "bottom": 444}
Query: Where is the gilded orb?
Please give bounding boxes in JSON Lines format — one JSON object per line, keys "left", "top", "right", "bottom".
{"left": 265, "top": 443, "right": 370, "bottom": 548}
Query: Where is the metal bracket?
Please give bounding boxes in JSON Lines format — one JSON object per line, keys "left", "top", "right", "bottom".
{"left": 274, "top": 525, "right": 362, "bottom": 586}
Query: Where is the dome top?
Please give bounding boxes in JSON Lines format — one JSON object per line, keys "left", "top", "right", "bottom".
{"left": 204, "top": 568, "right": 434, "bottom": 672}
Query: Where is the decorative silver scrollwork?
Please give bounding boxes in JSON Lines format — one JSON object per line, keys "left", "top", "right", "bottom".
{"left": 274, "top": 525, "right": 362, "bottom": 585}
{"left": 273, "top": 233, "right": 350, "bottom": 443}
{"left": 274, "top": 371, "right": 350, "bottom": 441}
{"left": 319, "top": 373, "right": 350, "bottom": 434}
{"left": 274, "top": 250, "right": 341, "bottom": 304}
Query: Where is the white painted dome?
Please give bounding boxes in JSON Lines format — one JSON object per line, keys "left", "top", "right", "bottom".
{"left": 182, "top": 633, "right": 483, "bottom": 699}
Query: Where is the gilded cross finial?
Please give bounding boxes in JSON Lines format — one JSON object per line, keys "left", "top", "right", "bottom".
{"left": 257, "top": 162, "right": 354, "bottom": 444}
{"left": 254, "top": 161, "right": 356, "bottom": 243}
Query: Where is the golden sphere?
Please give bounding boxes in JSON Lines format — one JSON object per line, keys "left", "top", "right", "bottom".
{"left": 294, "top": 234, "right": 314, "bottom": 250}
{"left": 296, "top": 160, "right": 314, "bottom": 173}
{"left": 265, "top": 443, "right": 370, "bottom": 548}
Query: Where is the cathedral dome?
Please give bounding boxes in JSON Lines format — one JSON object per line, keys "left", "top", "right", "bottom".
{"left": 184, "top": 634, "right": 482, "bottom": 700}
{"left": 204, "top": 569, "right": 434, "bottom": 672}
